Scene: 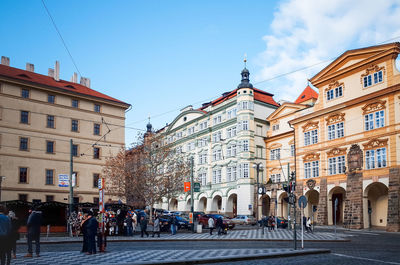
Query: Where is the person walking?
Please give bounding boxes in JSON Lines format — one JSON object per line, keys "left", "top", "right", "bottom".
{"left": 306, "top": 217, "right": 312, "bottom": 233}
{"left": 216, "top": 217, "right": 223, "bottom": 236}
{"left": 271, "top": 216, "right": 276, "bottom": 231}
{"left": 86, "top": 211, "right": 98, "bottom": 255}
{"left": 302, "top": 216, "right": 307, "bottom": 233}
{"left": 125, "top": 214, "right": 133, "bottom": 236}
{"left": 8, "top": 211, "right": 20, "bottom": 259}
{"left": 0, "top": 205, "right": 11, "bottom": 265}
{"left": 24, "top": 208, "right": 42, "bottom": 258}
{"left": 208, "top": 217, "right": 215, "bottom": 235}
{"left": 80, "top": 213, "right": 89, "bottom": 253}
{"left": 139, "top": 216, "right": 149, "bottom": 238}
{"left": 171, "top": 216, "right": 178, "bottom": 235}
{"left": 132, "top": 211, "right": 137, "bottom": 235}
{"left": 152, "top": 215, "right": 160, "bottom": 238}
{"left": 267, "top": 216, "right": 273, "bottom": 231}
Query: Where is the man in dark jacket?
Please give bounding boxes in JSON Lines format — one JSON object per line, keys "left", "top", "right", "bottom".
{"left": 139, "top": 216, "right": 148, "bottom": 237}
{"left": 0, "top": 205, "right": 11, "bottom": 265}
{"left": 24, "top": 208, "right": 42, "bottom": 258}
{"left": 216, "top": 217, "right": 223, "bottom": 236}
{"left": 86, "top": 212, "right": 98, "bottom": 255}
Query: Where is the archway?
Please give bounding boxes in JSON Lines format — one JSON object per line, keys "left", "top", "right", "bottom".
{"left": 278, "top": 192, "right": 289, "bottom": 218}
{"left": 305, "top": 189, "right": 319, "bottom": 218}
{"left": 226, "top": 193, "right": 237, "bottom": 217}
{"left": 364, "top": 182, "right": 388, "bottom": 228}
{"left": 169, "top": 198, "right": 178, "bottom": 211}
{"left": 185, "top": 199, "right": 191, "bottom": 212}
{"left": 259, "top": 195, "right": 271, "bottom": 217}
{"left": 211, "top": 195, "right": 222, "bottom": 213}
{"left": 198, "top": 197, "right": 207, "bottom": 213}
{"left": 328, "top": 186, "right": 346, "bottom": 225}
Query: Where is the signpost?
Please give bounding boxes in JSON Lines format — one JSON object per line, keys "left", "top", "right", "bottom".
{"left": 298, "top": 195, "right": 307, "bottom": 249}
{"left": 334, "top": 197, "right": 338, "bottom": 239}
{"left": 98, "top": 177, "right": 106, "bottom": 252}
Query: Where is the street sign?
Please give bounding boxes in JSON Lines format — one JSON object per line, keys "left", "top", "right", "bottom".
{"left": 288, "top": 194, "right": 296, "bottom": 204}
{"left": 193, "top": 182, "right": 201, "bottom": 192}
{"left": 258, "top": 186, "right": 266, "bottom": 194}
{"left": 72, "top": 173, "right": 76, "bottom": 188}
{"left": 298, "top": 195, "right": 307, "bottom": 208}
{"left": 58, "top": 174, "right": 69, "bottom": 187}
{"left": 184, "top": 182, "right": 191, "bottom": 192}
{"left": 189, "top": 212, "right": 193, "bottom": 224}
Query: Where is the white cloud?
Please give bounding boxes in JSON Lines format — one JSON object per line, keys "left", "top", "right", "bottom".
{"left": 254, "top": 0, "right": 400, "bottom": 101}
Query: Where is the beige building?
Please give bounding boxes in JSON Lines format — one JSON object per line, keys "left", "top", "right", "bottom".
{"left": 0, "top": 57, "right": 130, "bottom": 204}
{"left": 264, "top": 43, "right": 400, "bottom": 232}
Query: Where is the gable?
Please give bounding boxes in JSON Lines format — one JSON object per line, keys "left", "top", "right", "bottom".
{"left": 267, "top": 103, "right": 306, "bottom": 121}
{"left": 167, "top": 110, "right": 206, "bottom": 132}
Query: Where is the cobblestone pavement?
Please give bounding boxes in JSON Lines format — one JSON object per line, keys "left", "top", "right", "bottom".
{"left": 11, "top": 248, "right": 329, "bottom": 265}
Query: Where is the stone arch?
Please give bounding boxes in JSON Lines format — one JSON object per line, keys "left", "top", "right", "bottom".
{"left": 198, "top": 196, "right": 207, "bottom": 213}
{"left": 328, "top": 186, "right": 346, "bottom": 225}
{"left": 364, "top": 182, "right": 388, "bottom": 228}
{"left": 169, "top": 198, "right": 178, "bottom": 211}
{"left": 259, "top": 194, "right": 271, "bottom": 217}
{"left": 196, "top": 192, "right": 208, "bottom": 200}
{"left": 185, "top": 197, "right": 191, "bottom": 212}
{"left": 225, "top": 193, "right": 237, "bottom": 218}
{"left": 211, "top": 194, "right": 223, "bottom": 213}
{"left": 305, "top": 189, "right": 319, "bottom": 218}
{"left": 210, "top": 190, "right": 223, "bottom": 199}
{"left": 277, "top": 192, "right": 289, "bottom": 218}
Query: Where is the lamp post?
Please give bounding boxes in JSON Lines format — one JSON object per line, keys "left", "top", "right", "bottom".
{"left": 0, "top": 176, "right": 5, "bottom": 202}
{"left": 252, "top": 163, "right": 263, "bottom": 224}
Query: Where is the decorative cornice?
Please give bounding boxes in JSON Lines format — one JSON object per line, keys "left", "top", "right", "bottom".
{"left": 362, "top": 100, "right": 386, "bottom": 114}
{"left": 302, "top": 121, "right": 319, "bottom": 132}
{"left": 325, "top": 80, "right": 344, "bottom": 92}
{"left": 360, "top": 64, "right": 385, "bottom": 78}
{"left": 268, "top": 143, "right": 282, "bottom": 149}
{"left": 325, "top": 113, "right": 345, "bottom": 125}
{"left": 288, "top": 139, "right": 294, "bottom": 145}
{"left": 302, "top": 152, "right": 320, "bottom": 162}
{"left": 327, "top": 147, "right": 347, "bottom": 157}
{"left": 362, "top": 138, "right": 388, "bottom": 149}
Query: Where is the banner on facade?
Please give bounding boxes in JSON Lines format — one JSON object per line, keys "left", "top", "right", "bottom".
{"left": 58, "top": 174, "right": 69, "bottom": 187}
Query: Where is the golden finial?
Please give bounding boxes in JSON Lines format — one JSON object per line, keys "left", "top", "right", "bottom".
{"left": 244, "top": 53, "right": 247, "bottom": 68}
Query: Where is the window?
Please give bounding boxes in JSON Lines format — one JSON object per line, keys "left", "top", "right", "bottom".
{"left": 21, "top": 88, "right": 29, "bottom": 98}
{"left": 199, "top": 121, "right": 208, "bottom": 130}
{"left": 238, "top": 101, "right": 254, "bottom": 111}
{"left": 363, "top": 70, "right": 383, "bottom": 88}
{"left": 364, "top": 110, "right": 384, "bottom": 131}
{"left": 72, "top": 99, "right": 79, "bottom": 108}
{"left": 291, "top": 145, "right": 295, "bottom": 157}
{"left": 327, "top": 86, "right": 343, "bottom": 101}
{"left": 239, "top": 163, "right": 249, "bottom": 178}
{"left": 71, "top": 120, "right": 79, "bottom": 132}
{"left": 198, "top": 152, "right": 208, "bottom": 164}
{"left": 270, "top": 174, "right": 281, "bottom": 183}
{"left": 272, "top": 124, "right": 279, "bottom": 131}
{"left": 227, "top": 166, "right": 237, "bottom": 182}
{"left": 304, "top": 161, "right": 319, "bottom": 178}
{"left": 212, "top": 131, "right": 222, "bottom": 142}
{"left": 270, "top": 148, "right": 280, "bottom": 160}
{"left": 94, "top": 123, "right": 101, "bottom": 135}
{"left": 187, "top": 126, "right": 195, "bottom": 135}
{"left": 176, "top": 131, "right": 183, "bottom": 140}
{"left": 20, "top": 111, "right": 29, "bottom": 124}
{"left": 94, "top": 104, "right": 101, "bottom": 113}
{"left": 213, "top": 115, "right": 222, "bottom": 125}
{"left": 212, "top": 149, "right": 222, "bottom": 161}
{"left": 93, "top": 173, "right": 100, "bottom": 188}
{"left": 257, "top": 146, "right": 263, "bottom": 158}
{"left": 199, "top": 172, "right": 207, "bottom": 186}
{"left": 47, "top": 115, "right": 55, "bottom": 128}
{"left": 238, "top": 120, "right": 249, "bottom": 131}
{"left": 19, "top": 194, "right": 28, "bottom": 201}
{"left": 46, "top": 195, "right": 54, "bottom": 202}
{"left": 72, "top": 144, "right": 78, "bottom": 157}
{"left": 45, "top": 169, "right": 54, "bottom": 185}
{"left": 241, "top": 140, "right": 249, "bottom": 152}
{"left": 48, "top": 94, "right": 55, "bottom": 104}
{"left": 93, "top": 147, "right": 100, "bottom": 159}
{"left": 227, "top": 126, "right": 237, "bottom": 138}
{"left": 304, "top": 129, "right": 318, "bottom": 146}
{"left": 227, "top": 145, "right": 237, "bottom": 157}
{"left": 227, "top": 108, "right": 237, "bottom": 119}
{"left": 46, "top": 141, "right": 54, "bottom": 153}
{"left": 328, "top": 156, "right": 346, "bottom": 175}
{"left": 328, "top": 122, "right": 344, "bottom": 140}
{"left": 19, "top": 137, "right": 28, "bottom": 151}
{"left": 256, "top": 125, "right": 263, "bottom": 135}
{"left": 366, "top": 147, "right": 387, "bottom": 169}
{"left": 19, "top": 167, "right": 28, "bottom": 183}
{"left": 212, "top": 169, "right": 222, "bottom": 184}
{"left": 187, "top": 142, "right": 195, "bottom": 151}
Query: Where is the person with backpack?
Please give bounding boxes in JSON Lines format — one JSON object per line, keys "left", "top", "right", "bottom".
{"left": 0, "top": 205, "right": 11, "bottom": 265}
{"left": 24, "top": 208, "right": 42, "bottom": 258}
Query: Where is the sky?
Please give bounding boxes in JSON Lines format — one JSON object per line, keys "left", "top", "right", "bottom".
{"left": 1, "top": 0, "right": 400, "bottom": 146}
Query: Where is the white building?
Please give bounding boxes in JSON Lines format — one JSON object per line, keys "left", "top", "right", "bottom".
{"left": 157, "top": 67, "right": 279, "bottom": 217}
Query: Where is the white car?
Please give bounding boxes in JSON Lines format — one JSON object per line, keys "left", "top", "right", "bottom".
{"left": 231, "top": 215, "right": 257, "bottom": 225}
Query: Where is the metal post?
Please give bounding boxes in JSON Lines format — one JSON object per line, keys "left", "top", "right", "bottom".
{"left": 292, "top": 171, "right": 297, "bottom": 250}
{"left": 190, "top": 156, "right": 194, "bottom": 233}
{"left": 301, "top": 207, "right": 304, "bottom": 249}
{"left": 334, "top": 198, "right": 338, "bottom": 239}
{"left": 256, "top": 165, "right": 259, "bottom": 224}
{"left": 69, "top": 139, "right": 74, "bottom": 237}
{"left": 287, "top": 164, "right": 290, "bottom": 230}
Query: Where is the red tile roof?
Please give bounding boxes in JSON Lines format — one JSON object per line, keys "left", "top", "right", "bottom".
{"left": 294, "top": 85, "right": 318, "bottom": 104}
{"left": 0, "top": 64, "right": 129, "bottom": 106}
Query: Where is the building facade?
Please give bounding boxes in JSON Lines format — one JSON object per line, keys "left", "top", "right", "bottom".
{"left": 264, "top": 43, "right": 400, "bottom": 232}
{"left": 157, "top": 67, "right": 278, "bottom": 217}
{"left": 0, "top": 57, "right": 130, "bottom": 204}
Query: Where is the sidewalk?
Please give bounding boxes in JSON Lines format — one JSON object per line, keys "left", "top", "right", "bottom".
{"left": 17, "top": 228, "right": 348, "bottom": 244}
{"left": 11, "top": 248, "right": 331, "bottom": 265}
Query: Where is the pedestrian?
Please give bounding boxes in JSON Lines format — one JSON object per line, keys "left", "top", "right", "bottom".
{"left": 152, "top": 215, "right": 160, "bottom": 238}
{"left": 0, "top": 205, "right": 11, "bottom": 265}
{"left": 8, "top": 211, "right": 20, "bottom": 259}
{"left": 24, "top": 207, "right": 42, "bottom": 258}
{"left": 303, "top": 216, "right": 307, "bottom": 232}
{"left": 125, "top": 214, "right": 133, "bottom": 236}
{"left": 216, "top": 217, "right": 223, "bottom": 236}
{"left": 271, "top": 216, "right": 276, "bottom": 231}
{"left": 139, "top": 216, "right": 149, "bottom": 237}
{"left": 261, "top": 216, "right": 267, "bottom": 234}
{"left": 171, "top": 215, "right": 178, "bottom": 235}
{"left": 132, "top": 211, "right": 137, "bottom": 235}
{"left": 306, "top": 217, "right": 312, "bottom": 233}
{"left": 86, "top": 211, "right": 98, "bottom": 255}
{"left": 80, "top": 213, "right": 89, "bottom": 253}
{"left": 208, "top": 217, "right": 215, "bottom": 235}
{"left": 267, "top": 216, "right": 273, "bottom": 231}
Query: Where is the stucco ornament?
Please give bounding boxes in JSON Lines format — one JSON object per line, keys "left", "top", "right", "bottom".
{"left": 306, "top": 179, "right": 316, "bottom": 190}
{"left": 347, "top": 144, "right": 363, "bottom": 172}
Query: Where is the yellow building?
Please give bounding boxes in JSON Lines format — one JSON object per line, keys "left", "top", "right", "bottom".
{"left": 286, "top": 43, "right": 400, "bottom": 232}
{"left": 0, "top": 57, "right": 130, "bottom": 204}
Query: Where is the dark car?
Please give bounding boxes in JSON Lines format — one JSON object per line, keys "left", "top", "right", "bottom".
{"left": 198, "top": 214, "right": 235, "bottom": 230}
{"left": 158, "top": 215, "right": 172, "bottom": 232}
{"left": 258, "top": 216, "right": 288, "bottom": 229}
{"left": 175, "top": 216, "right": 190, "bottom": 230}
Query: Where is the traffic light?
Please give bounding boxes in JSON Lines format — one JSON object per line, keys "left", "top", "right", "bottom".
{"left": 289, "top": 181, "right": 296, "bottom": 192}
{"left": 282, "top": 183, "right": 289, "bottom": 193}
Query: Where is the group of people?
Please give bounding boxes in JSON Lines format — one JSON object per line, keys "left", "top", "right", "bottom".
{"left": 208, "top": 216, "right": 227, "bottom": 236}
{"left": 261, "top": 215, "right": 276, "bottom": 232}
{"left": 0, "top": 205, "right": 43, "bottom": 265}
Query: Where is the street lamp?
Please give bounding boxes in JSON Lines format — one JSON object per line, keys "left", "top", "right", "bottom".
{"left": 252, "top": 163, "right": 263, "bottom": 223}
{"left": 0, "top": 176, "right": 5, "bottom": 202}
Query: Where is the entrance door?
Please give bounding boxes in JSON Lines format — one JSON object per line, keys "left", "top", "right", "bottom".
{"left": 332, "top": 193, "right": 343, "bottom": 224}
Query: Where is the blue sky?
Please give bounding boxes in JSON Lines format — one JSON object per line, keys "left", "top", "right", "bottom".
{"left": 1, "top": 0, "right": 400, "bottom": 146}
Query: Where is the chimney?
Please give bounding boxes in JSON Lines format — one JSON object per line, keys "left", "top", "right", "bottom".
{"left": 1, "top": 56, "right": 10, "bottom": 66}
{"left": 54, "top": 61, "right": 60, "bottom": 81}
{"left": 80, "top": 77, "right": 91, "bottom": 88}
{"left": 26, "top": 63, "right": 34, "bottom": 72}
{"left": 70, "top": 72, "right": 78, "bottom": 83}
{"left": 48, "top": 68, "right": 54, "bottom": 78}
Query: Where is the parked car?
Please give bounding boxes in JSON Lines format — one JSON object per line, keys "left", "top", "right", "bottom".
{"left": 258, "top": 216, "right": 288, "bottom": 229}
{"left": 231, "top": 215, "right": 257, "bottom": 225}
{"left": 198, "top": 214, "right": 235, "bottom": 230}
{"left": 158, "top": 215, "right": 172, "bottom": 232}
{"left": 175, "top": 216, "right": 190, "bottom": 230}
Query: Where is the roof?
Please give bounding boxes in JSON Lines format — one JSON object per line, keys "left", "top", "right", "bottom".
{"left": 0, "top": 64, "right": 129, "bottom": 106}
{"left": 294, "top": 85, "right": 318, "bottom": 104}
{"left": 200, "top": 87, "right": 278, "bottom": 110}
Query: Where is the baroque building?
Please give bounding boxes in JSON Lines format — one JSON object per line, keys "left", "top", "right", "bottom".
{"left": 0, "top": 57, "right": 130, "bottom": 204}
{"left": 156, "top": 66, "right": 279, "bottom": 217}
